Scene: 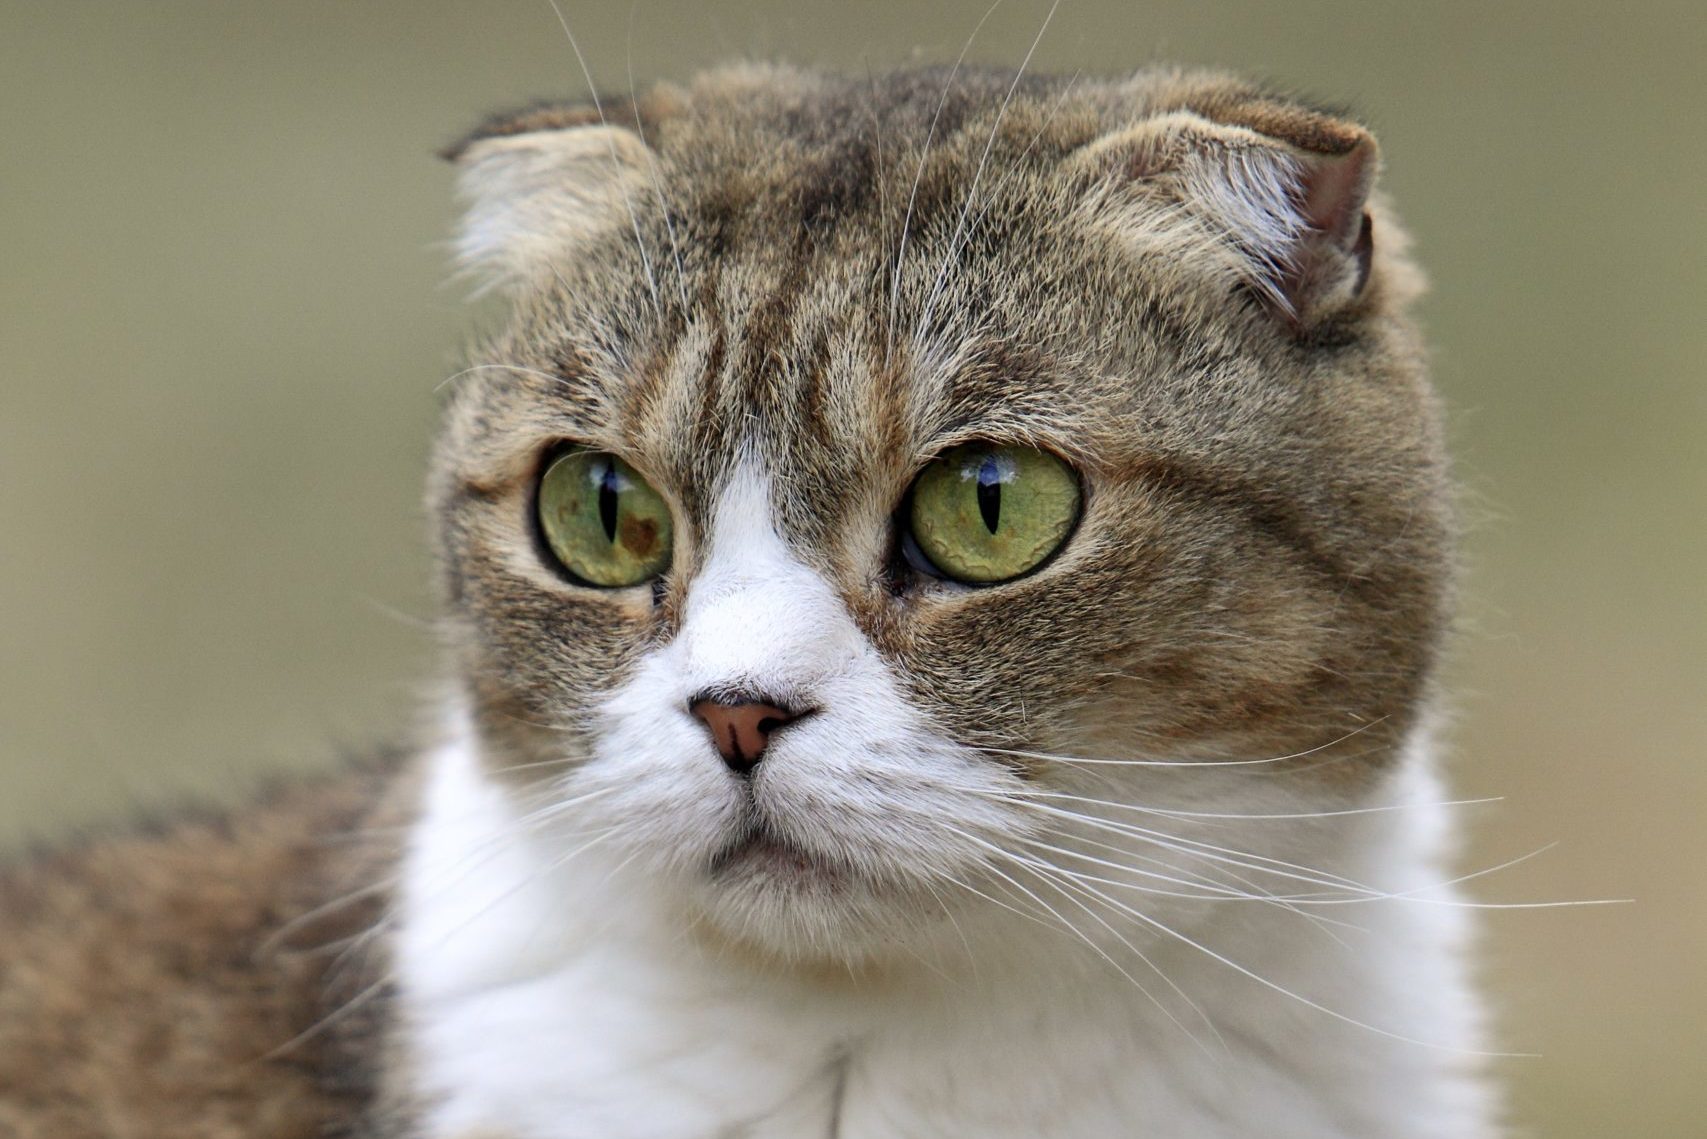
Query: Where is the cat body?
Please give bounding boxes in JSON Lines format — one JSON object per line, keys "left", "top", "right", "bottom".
{"left": 1, "top": 63, "right": 1496, "bottom": 1138}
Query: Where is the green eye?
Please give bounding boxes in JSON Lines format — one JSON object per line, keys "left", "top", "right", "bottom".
{"left": 537, "top": 448, "right": 673, "bottom": 587}
{"left": 907, "top": 443, "right": 1081, "bottom": 584}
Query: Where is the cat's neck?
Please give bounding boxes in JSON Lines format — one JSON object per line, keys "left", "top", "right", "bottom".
{"left": 393, "top": 715, "right": 1492, "bottom": 1139}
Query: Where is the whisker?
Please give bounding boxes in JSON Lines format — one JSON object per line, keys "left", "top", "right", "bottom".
{"left": 1010, "top": 798, "right": 1383, "bottom": 898}
{"left": 1019, "top": 797, "right": 1621, "bottom": 913}
{"left": 1286, "top": 843, "right": 1632, "bottom": 911}
{"left": 936, "top": 69, "right": 1088, "bottom": 307}
{"left": 1108, "top": 893, "right": 1527, "bottom": 1057}
{"left": 940, "top": 824, "right": 1221, "bottom": 1055}
{"left": 1017, "top": 860, "right": 1224, "bottom": 1057}
{"left": 936, "top": 867, "right": 1080, "bottom": 950}
{"left": 1024, "top": 789, "right": 1505, "bottom": 822}
{"left": 919, "top": 876, "right": 978, "bottom": 980}
{"left": 1023, "top": 855, "right": 1247, "bottom": 1047}
{"left": 544, "top": 0, "right": 661, "bottom": 314}
{"left": 1014, "top": 833, "right": 1265, "bottom": 901}
{"left": 978, "top": 718, "right": 1387, "bottom": 770}
{"left": 978, "top": 830, "right": 1522, "bottom": 1055}
{"left": 962, "top": 837, "right": 1138, "bottom": 982}
{"left": 912, "top": 0, "right": 1060, "bottom": 345}
{"left": 1017, "top": 833, "right": 1364, "bottom": 944}
{"left": 886, "top": 0, "right": 1005, "bottom": 365}
{"left": 509, "top": 785, "right": 625, "bottom": 828}
{"left": 255, "top": 877, "right": 397, "bottom": 959}
{"left": 415, "top": 823, "right": 623, "bottom": 965}
{"left": 624, "top": 5, "right": 690, "bottom": 313}
{"left": 1017, "top": 832, "right": 1330, "bottom": 907}
{"left": 260, "top": 972, "right": 395, "bottom": 1062}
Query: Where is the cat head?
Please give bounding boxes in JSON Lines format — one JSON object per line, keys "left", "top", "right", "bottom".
{"left": 427, "top": 64, "right": 1451, "bottom": 966}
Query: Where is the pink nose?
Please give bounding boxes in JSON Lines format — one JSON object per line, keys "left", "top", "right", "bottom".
{"left": 689, "top": 699, "right": 798, "bottom": 773}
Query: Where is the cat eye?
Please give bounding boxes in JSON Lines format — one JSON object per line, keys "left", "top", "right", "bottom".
{"left": 905, "top": 442, "right": 1081, "bottom": 585}
{"left": 536, "top": 447, "right": 673, "bottom": 587}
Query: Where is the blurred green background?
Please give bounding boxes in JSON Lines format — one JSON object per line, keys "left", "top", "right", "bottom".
{"left": 2, "top": 1, "right": 1701, "bottom": 1133}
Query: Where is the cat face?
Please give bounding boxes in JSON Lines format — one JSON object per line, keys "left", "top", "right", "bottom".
{"left": 427, "top": 65, "right": 1452, "bottom": 963}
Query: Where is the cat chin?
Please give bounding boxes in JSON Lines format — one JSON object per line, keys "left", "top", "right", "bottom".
{"left": 676, "top": 839, "right": 952, "bottom": 966}
{"left": 684, "top": 880, "right": 939, "bottom": 968}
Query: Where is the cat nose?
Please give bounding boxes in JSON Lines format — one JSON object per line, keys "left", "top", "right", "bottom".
{"left": 688, "top": 697, "right": 800, "bottom": 774}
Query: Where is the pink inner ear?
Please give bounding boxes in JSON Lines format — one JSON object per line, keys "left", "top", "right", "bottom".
{"left": 1300, "top": 139, "right": 1375, "bottom": 249}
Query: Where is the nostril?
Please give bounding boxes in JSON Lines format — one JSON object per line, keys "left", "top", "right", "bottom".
{"left": 687, "top": 696, "right": 804, "bottom": 774}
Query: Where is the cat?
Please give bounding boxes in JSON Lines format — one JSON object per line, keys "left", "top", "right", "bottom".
{"left": 0, "top": 62, "right": 1496, "bottom": 1138}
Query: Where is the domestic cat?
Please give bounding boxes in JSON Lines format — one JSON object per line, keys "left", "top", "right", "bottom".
{"left": 0, "top": 63, "right": 1495, "bottom": 1138}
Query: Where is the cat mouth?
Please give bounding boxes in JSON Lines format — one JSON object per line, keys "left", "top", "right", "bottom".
{"left": 708, "top": 820, "right": 842, "bottom": 886}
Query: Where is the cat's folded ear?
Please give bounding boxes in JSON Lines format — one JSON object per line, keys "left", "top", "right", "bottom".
{"left": 1071, "top": 102, "right": 1378, "bottom": 328}
{"left": 441, "top": 101, "right": 665, "bottom": 294}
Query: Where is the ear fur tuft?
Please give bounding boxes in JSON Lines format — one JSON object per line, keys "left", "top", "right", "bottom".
{"left": 444, "top": 116, "right": 654, "bottom": 294}
{"left": 1074, "top": 106, "right": 1380, "bottom": 325}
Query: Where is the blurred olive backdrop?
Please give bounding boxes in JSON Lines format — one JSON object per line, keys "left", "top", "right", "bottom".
{"left": 3, "top": 1, "right": 1701, "bottom": 1133}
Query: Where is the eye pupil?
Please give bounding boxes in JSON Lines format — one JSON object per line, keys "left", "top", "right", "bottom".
{"left": 597, "top": 460, "right": 621, "bottom": 543}
{"left": 976, "top": 456, "right": 1002, "bottom": 534}
{"left": 537, "top": 447, "right": 673, "bottom": 588}
{"left": 907, "top": 442, "right": 1080, "bottom": 585}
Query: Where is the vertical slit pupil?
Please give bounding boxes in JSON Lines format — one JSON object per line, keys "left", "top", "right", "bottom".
{"left": 597, "top": 459, "right": 621, "bottom": 544}
{"left": 976, "top": 455, "right": 1002, "bottom": 534}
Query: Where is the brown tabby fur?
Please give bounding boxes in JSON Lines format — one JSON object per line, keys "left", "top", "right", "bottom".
{"left": 1, "top": 62, "right": 1448, "bottom": 1135}
{"left": 436, "top": 62, "right": 1443, "bottom": 799}
{"left": 0, "top": 758, "right": 413, "bottom": 1137}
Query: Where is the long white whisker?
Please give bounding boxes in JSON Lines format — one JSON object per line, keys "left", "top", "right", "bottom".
{"left": 918, "top": 875, "right": 978, "bottom": 979}
{"left": 542, "top": 826, "right": 622, "bottom": 875}
{"left": 400, "top": 784, "right": 624, "bottom": 928}
{"left": 941, "top": 825, "right": 1222, "bottom": 1055}
{"left": 544, "top": 0, "right": 661, "bottom": 314}
{"left": 261, "top": 972, "right": 395, "bottom": 1061}
{"left": 886, "top": 0, "right": 1006, "bottom": 365}
{"left": 1026, "top": 789, "right": 1504, "bottom": 822}
{"left": 992, "top": 830, "right": 1524, "bottom": 1055}
{"left": 1017, "top": 834, "right": 1364, "bottom": 944}
{"left": 1022, "top": 798, "right": 1619, "bottom": 912}
{"left": 1011, "top": 856, "right": 1224, "bottom": 1057}
{"left": 625, "top": 5, "right": 690, "bottom": 313}
{"left": 1013, "top": 798, "right": 1384, "bottom": 897}
{"left": 1014, "top": 833, "right": 1264, "bottom": 901}
{"left": 255, "top": 878, "right": 397, "bottom": 958}
{"left": 1280, "top": 843, "right": 1631, "bottom": 911}
{"left": 1110, "top": 894, "right": 1528, "bottom": 1057}
{"left": 1019, "top": 817, "right": 1348, "bottom": 906}
{"left": 963, "top": 840, "right": 1151, "bottom": 991}
{"left": 912, "top": 0, "right": 1060, "bottom": 345}
{"left": 979, "top": 718, "right": 1387, "bottom": 770}
{"left": 425, "top": 825, "right": 622, "bottom": 958}
{"left": 1018, "top": 832, "right": 1333, "bottom": 907}
{"left": 957, "top": 68, "right": 1083, "bottom": 236}
{"left": 484, "top": 755, "right": 585, "bottom": 775}
{"left": 509, "top": 784, "right": 625, "bottom": 827}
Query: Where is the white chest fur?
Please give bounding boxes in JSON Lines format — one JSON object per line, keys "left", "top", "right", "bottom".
{"left": 396, "top": 728, "right": 1493, "bottom": 1139}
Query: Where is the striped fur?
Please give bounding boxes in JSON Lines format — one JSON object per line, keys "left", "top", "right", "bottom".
{"left": 1, "top": 63, "right": 1489, "bottom": 1138}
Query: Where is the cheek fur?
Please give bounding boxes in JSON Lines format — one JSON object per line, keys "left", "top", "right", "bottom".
{"left": 880, "top": 478, "right": 1404, "bottom": 769}
{"left": 442, "top": 494, "right": 664, "bottom": 776}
